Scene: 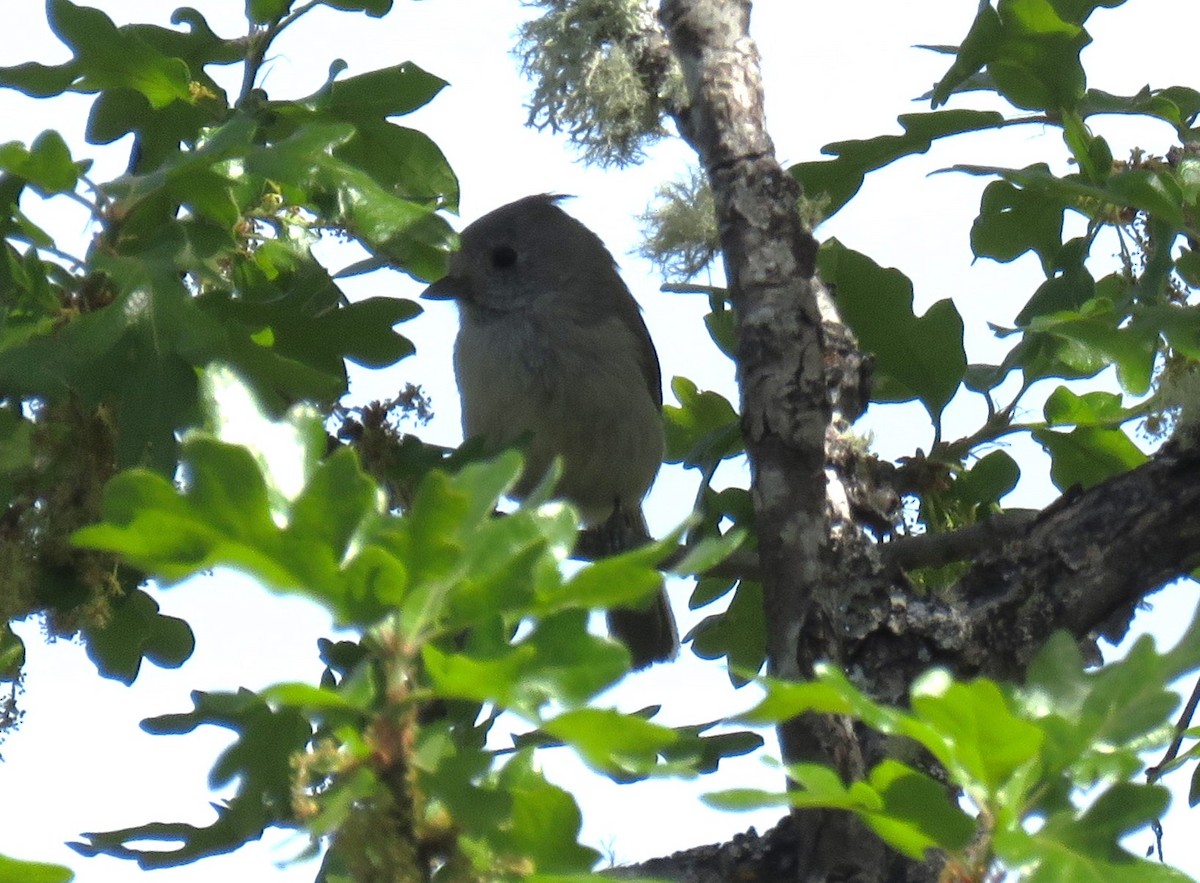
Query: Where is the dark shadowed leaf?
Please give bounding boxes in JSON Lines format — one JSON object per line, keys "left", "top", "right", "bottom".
{"left": 74, "top": 688, "right": 311, "bottom": 867}
{"left": 790, "top": 110, "right": 1005, "bottom": 219}
{"left": 82, "top": 588, "right": 195, "bottom": 684}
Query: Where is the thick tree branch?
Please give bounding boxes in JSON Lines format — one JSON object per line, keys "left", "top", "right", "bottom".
{"left": 879, "top": 510, "right": 1039, "bottom": 571}
{"left": 844, "top": 444, "right": 1200, "bottom": 703}
{"left": 657, "top": 2, "right": 892, "bottom": 879}
{"left": 959, "top": 444, "right": 1200, "bottom": 675}
{"left": 658, "top": 0, "right": 829, "bottom": 696}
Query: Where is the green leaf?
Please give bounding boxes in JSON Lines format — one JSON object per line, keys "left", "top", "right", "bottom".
{"left": 324, "top": 296, "right": 420, "bottom": 367}
{"left": 424, "top": 610, "right": 627, "bottom": 715}
{"left": 992, "top": 0, "right": 1090, "bottom": 111}
{"left": 952, "top": 163, "right": 1188, "bottom": 231}
{"left": 865, "top": 760, "right": 975, "bottom": 857}
{"left": 737, "top": 669, "right": 877, "bottom": 727}
{"left": 1042, "top": 387, "right": 1129, "bottom": 426}
{"left": 703, "top": 305, "right": 737, "bottom": 359}
{"left": 818, "top": 240, "right": 966, "bottom": 424}
{"left": 1178, "top": 249, "right": 1200, "bottom": 288}
{"left": 1003, "top": 329, "right": 1107, "bottom": 386}
{"left": 932, "top": 0, "right": 1090, "bottom": 111}
{"left": 557, "top": 541, "right": 669, "bottom": 613}
{"left": 262, "top": 681, "right": 368, "bottom": 715}
{"left": 996, "top": 783, "right": 1185, "bottom": 883}
{"left": 541, "top": 708, "right": 678, "bottom": 776}
{"left": 689, "top": 574, "right": 737, "bottom": 607}
{"left": 86, "top": 81, "right": 227, "bottom": 173}
{"left": 200, "top": 251, "right": 356, "bottom": 408}
{"left": 0, "top": 130, "right": 84, "bottom": 193}
{"left": 291, "top": 446, "right": 381, "bottom": 560}
{"left": 431, "top": 513, "right": 556, "bottom": 633}
{"left": 47, "top": 0, "right": 193, "bottom": 109}
{"left": 0, "top": 855, "right": 73, "bottom": 883}
{"left": 245, "top": 121, "right": 455, "bottom": 281}
{"left": 411, "top": 718, "right": 504, "bottom": 841}
{"left": 247, "top": 0, "right": 293, "bottom": 23}
{"left": 1026, "top": 304, "right": 1157, "bottom": 395}
{"left": 319, "top": 0, "right": 393, "bottom": 15}
{"left": 385, "top": 452, "right": 546, "bottom": 638}
{"left": 334, "top": 122, "right": 459, "bottom": 211}
{"left": 910, "top": 672, "right": 1043, "bottom": 793}
{"left": 1080, "top": 637, "right": 1181, "bottom": 745}
{"left": 952, "top": 450, "right": 1020, "bottom": 510}
{"left": 663, "top": 376, "right": 742, "bottom": 467}
{"left": 1060, "top": 110, "right": 1112, "bottom": 184}
{"left": 709, "top": 759, "right": 972, "bottom": 860}
{"left": 1013, "top": 239, "right": 1095, "bottom": 326}
{"left": 1021, "top": 626, "right": 1196, "bottom": 790}
{"left": 74, "top": 408, "right": 386, "bottom": 625}
{"left": 688, "top": 579, "right": 766, "bottom": 684}
{"left": 669, "top": 529, "right": 746, "bottom": 577}
{"left": 326, "top": 63, "right": 447, "bottom": 120}
{"left": 1032, "top": 425, "right": 1146, "bottom": 490}
{"left": 493, "top": 752, "right": 599, "bottom": 873}
{"left": 1078, "top": 85, "right": 1200, "bottom": 140}
{"left": 662, "top": 722, "right": 764, "bottom": 774}
{"left": 703, "top": 786, "right": 791, "bottom": 811}
{"left": 308, "top": 63, "right": 458, "bottom": 208}
{"left": 970, "top": 176, "right": 1066, "bottom": 274}
{"left": 790, "top": 110, "right": 1005, "bottom": 220}
{"left": 0, "top": 256, "right": 221, "bottom": 471}
{"left": 1024, "top": 631, "right": 1089, "bottom": 709}
{"left": 929, "top": 5, "right": 1003, "bottom": 106}
{"left": 0, "top": 61, "right": 78, "bottom": 98}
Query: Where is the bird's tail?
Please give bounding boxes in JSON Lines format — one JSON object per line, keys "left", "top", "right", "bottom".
{"left": 588, "top": 504, "right": 679, "bottom": 669}
{"left": 607, "top": 589, "right": 678, "bottom": 669}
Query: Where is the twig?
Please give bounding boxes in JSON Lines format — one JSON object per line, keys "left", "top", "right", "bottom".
{"left": 880, "top": 511, "right": 1039, "bottom": 572}
{"left": 237, "top": 0, "right": 323, "bottom": 106}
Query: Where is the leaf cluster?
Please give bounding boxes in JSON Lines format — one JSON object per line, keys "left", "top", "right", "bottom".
{"left": 64, "top": 368, "right": 757, "bottom": 877}
{"left": 0, "top": 0, "right": 454, "bottom": 696}
{"left": 712, "top": 620, "right": 1200, "bottom": 882}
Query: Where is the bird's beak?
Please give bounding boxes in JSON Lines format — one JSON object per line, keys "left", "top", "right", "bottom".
{"left": 421, "top": 271, "right": 472, "bottom": 302}
{"left": 420, "top": 274, "right": 461, "bottom": 300}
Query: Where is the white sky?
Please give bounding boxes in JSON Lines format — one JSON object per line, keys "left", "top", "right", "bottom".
{"left": 1, "top": 1, "right": 1198, "bottom": 880}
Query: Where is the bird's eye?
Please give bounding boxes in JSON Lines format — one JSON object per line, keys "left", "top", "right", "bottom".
{"left": 490, "top": 245, "right": 518, "bottom": 270}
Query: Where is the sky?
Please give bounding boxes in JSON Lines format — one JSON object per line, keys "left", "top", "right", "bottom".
{"left": 1, "top": 1, "right": 1199, "bottom": 881}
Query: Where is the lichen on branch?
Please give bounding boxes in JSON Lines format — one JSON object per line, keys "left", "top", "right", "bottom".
{"left": 517, "top": 0, "right": 685, "bottom": 166}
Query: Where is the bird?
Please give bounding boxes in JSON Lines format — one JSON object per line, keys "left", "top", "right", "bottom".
{"left": 422, "top": 194, "right": 678, "bottom": 668}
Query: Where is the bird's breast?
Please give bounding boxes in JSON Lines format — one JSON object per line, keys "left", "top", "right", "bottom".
{"left": 453, "top": 308, "right": 663, "bottom": 522}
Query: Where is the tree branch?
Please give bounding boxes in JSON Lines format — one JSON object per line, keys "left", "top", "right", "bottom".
{"left": 844, "top": 444, "right": 1200, "bottom": 701}
{"left": 879, "top": 510, "right": 1039, "bottom": 571}
{"left": 657, "top": 2, "right": 894, "bottom": 879}
{"left": 959, "top": 444, "right": 1200, "bottom": 675}
{"left": 659, "top": 0, "right": 829, "bottom": 692}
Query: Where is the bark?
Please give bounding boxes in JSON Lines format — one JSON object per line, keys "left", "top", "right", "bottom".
{"left": 658, "top": 1, "right": 892, "bottom": 879}
{"left": 646, "top": 1, "right": 1200, "bottom": 881}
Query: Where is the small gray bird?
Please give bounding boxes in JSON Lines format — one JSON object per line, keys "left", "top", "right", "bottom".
{"left": 422, "top": 194, "right": 677, "bottom": 668}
